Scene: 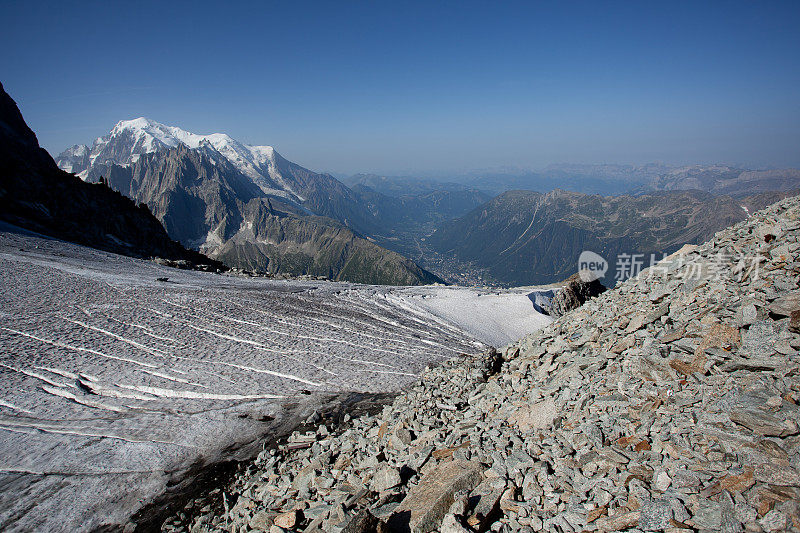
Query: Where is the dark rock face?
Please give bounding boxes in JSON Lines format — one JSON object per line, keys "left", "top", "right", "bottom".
{"left": 545, "top": 272, "right": 607, "bottom": 316}
{"left": 0, "top": 83, "right": 213, "bottom": 266}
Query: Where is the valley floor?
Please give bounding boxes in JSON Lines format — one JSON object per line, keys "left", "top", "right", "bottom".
{"left": 0, "top": 223, "right": 552, "bottom": 531}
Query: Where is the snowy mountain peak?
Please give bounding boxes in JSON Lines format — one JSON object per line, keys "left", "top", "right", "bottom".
{"left": 56, "top": 144, "right": 91, "bottom": 173}
{"left": 111, "top": 116, "right": 159, "bottom": 132}
{"left": 55, "top": 118, "right": 294, "bottom": 199}
{"left": 107, "top": 117, "right": 260, "bottom": 157}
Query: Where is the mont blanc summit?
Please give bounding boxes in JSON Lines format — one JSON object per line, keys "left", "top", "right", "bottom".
{"left": 57, "top": 118, "right": 300, "bottom": 202}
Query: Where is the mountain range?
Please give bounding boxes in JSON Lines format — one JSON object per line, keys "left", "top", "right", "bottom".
{"left": 56, "top": 118, "right": 447, "bottom": 285}
{"left": 52, "top": 115, "right": 800, "bottom": 289}
{"left": 397, "top": 163, "right": 800, "bottom": 198}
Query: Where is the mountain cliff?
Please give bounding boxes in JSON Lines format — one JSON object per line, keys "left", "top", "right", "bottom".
{"left": 91, "top": 144, "right": 440, "bottom": 285}
{"left": 0, "top": 83, "right": 212, "bottom": 266}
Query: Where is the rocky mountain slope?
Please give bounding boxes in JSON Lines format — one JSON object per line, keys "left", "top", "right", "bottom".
{"left": 176, "top": 193, "right": 800, "bottom": 533}
{"left": 428, "top": 189, "right": 780, "bottom": 286}
{"left": 56, "top": 118, "right": 440, "bottom": 285}
{"left": 0, "top": 84, "right": 213, "bottom": 265}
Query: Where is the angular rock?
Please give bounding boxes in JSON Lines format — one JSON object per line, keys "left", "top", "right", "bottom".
{"left": 596, "top": 510, "right": 640, "bottom": 532}
{"left": 509, "top": 398, "right": 558, "bottom": 431}
{"left": 742, "top": 320, "right": 778, "bottom": 358}
{"left": 371, "top": 466, "right": 402, "bottom": 493}
{"left": 759, "top": 509, "right": 788, "bottom": 532}
{"left": 249, "top": 510, "right": 276, "bottom": 532}
{"left": 653, "top": 471, "right": 672, "bottom": 492}
{"left": 274, "top": 510, "right": 301, "bottom": 529}
{"left": 736, "top": 303, "right": 758, "bottom": 327}
{"left": 389, "top": 459, "right": 483, "bottom": 533}
{"left": 768, "top": 291, "right": 800, "bottom": 317}
{"left": 691, "top": 499, "right": 722, "bottom": 531}
{"left": 719, "top": 490, "right": 743, "bottom": 533}
{"left": 791, "top": 310, "right": 800, "bottom": 333}
{"left": 440, "top": 513, "right": 471, "bottom": 533}
{"left": 340, "top": 509, "right": 380, "bottom": 533}
{"left": 754, "top": 462, "right": 800, "bottom": 486}
{"left": 391, "top": 426, "right": 414, "bottom": 448}
{"left": 467, "top": 477, "right": 505, "bottom": 528}
{"left": 729, "top": 409, "right": 792, "bottom": 437}
{"left": 639, "top": 499, "right": 673, "bottom": 531}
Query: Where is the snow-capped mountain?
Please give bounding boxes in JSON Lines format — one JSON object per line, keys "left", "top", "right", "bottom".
{"left": 51, "top": 117, "right": 440, "bottom": 284}
{"left": 57, "top": 117, "right": 303, "bottom": 202}
{"left": 57, "top": 117, "right": 384, "bottom": 235}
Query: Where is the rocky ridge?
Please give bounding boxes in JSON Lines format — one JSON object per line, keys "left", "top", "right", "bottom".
{"left": 544, "top": 273, "right": 607, "bottom": 318}
{"left": 168, "top": 195, "right": 800, "bottom": 533}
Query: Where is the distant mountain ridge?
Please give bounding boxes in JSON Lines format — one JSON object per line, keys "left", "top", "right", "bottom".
{"left": 56, "top": 119, "right": 800, "bottom": 287}
{"left": 427, "top": 188, "right": 796, "bottom": 286}
{"left": 646, "top": 165, "right": 800, "bottom": 196}
{"left": 345, "top": 173, "right": 477, "bottom": 197}
{"left": 443, "top": 163, "right": 800, "bottom": 197}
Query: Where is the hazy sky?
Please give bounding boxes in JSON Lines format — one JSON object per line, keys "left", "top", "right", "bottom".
{"left": 2, "top": 1, "right": 799, "bottom": 175}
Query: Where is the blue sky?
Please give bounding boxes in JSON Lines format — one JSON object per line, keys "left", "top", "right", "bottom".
{"left": 2, "top": 1, "right": 799, "bottom": 175}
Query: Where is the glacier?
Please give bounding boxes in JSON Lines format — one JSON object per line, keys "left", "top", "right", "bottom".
{"left": 0, "top": 223, "right": 552, "bottom": 531}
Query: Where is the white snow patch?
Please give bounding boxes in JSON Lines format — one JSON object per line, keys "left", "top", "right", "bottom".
{"left": 392, "top": 286, "right": 553, "bottom": 348}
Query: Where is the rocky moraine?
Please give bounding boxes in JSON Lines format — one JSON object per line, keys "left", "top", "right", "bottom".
{"left": 173, "top": 195, "right": 800, "bottom": 533}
